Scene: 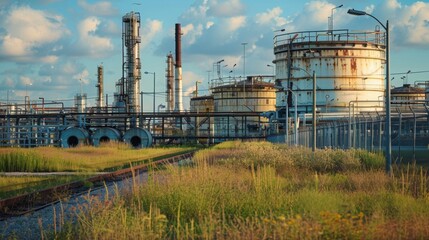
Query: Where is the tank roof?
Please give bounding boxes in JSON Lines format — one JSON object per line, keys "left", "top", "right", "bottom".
{"left": 211, "top": 78, "right": 275, "bottom": 90}
{"left": 391, "top": 84, "right": 425, "bottom": 94}
{"left": 190, "top": 95, "right": 214, "bottom": 101}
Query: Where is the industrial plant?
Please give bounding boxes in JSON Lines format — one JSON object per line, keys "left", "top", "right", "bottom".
{"left": 0, "top": 10, "right": 428, "bottom": 159}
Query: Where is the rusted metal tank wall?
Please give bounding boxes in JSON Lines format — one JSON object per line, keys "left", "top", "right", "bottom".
{"left": 211, "top": 78, "right": 276, "bottom": 137}
{"left": 190, "top": 96, "right": 214, "bottom": 143}
{"left": 274, "top": 29, "right": 386, "bottom": 114}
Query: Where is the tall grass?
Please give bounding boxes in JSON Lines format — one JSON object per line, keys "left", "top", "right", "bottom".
{"left": 0, "top": 144, "right": 195, "bottom": 172}
{"left": 53, "top": 141, "right": 429, "bottom": 239}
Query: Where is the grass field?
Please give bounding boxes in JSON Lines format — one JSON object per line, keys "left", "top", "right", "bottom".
{"left": 0, "top": 175, "right": 92, "bottom": 199}
{"left": 0, "top": 143, "right": 196, "bottom": 200}
{"left": 0, "top": 142, "right": 195, "bottom": 172}
{"left": 49, "top": 141, "right": 429, "bottom": 239}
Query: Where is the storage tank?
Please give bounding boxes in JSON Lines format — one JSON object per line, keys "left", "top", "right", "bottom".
{"left": 92, "top": 127, "right": 121, "bottom": 147}
{"left": 273, "top": 29, "right": 386, "bottom": 115}
{"left": 190, "top": 95, "right": 214, "bottom": 143}
{"left": 123, "top": 127, "right": 152, "bottom": 148}
{"left": 211, "top": 76, "right": 276, "bottom": 137}
{"left": 60, "top": 127, "right": 89, "bottom": 148}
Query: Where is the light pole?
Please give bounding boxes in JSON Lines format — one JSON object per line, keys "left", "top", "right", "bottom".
{"left": 267, "top": 64, "right": 275, "bottom": 76}
{"left": 195, "top": 80, "right": 202, "bottom": 97}
{"left": 6, "top": 90, "right": 14, "bottom": 114}
{"left": 157, "top": 103, "right": 166, "bottom": 113}
{"left": 241, "top": 43, "right": 247, "bottom": 80}
{"left": 330, "top": 4, "right": 343, "bottom": 34}
{"left": 144, "top": 71, "right": 156, "bottom": 116}
{"left": 292, "top": 67, "right": 317, "bottom": 152}
{"left": 25, "top": 83, "right": 32, "bottom": 113}
{"left": 348, "top": 8, "right": 391, "bottom": 173}
{"left": 241, "top": 43, "right": 248, "bottom": 104}
{"left": 39, "top": 97, "right": 44, "bottom": 114}
{"left": 289, "top": 90, "right": 299, "bottom": 146}
{"left": 140, "top": 91, "right": 144, "bottom": 113}
{"left": 405, "top": 70, "right": 411, "bottom": 84}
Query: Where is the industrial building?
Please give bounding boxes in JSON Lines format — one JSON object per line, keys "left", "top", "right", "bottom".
{"left": 0, "top": 11, "right": 428, "bottom": 154}
{"left": 190, "top": 75, "right": 276, "bottom": 142}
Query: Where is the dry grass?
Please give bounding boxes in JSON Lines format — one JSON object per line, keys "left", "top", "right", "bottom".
{"left": 52, "top": 141, "right": 429, "bottom": 239}
{"left": 0, "top": 143, "right": 194, "bottom": 172}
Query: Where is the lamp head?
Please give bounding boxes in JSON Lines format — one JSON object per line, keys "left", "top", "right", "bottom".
{"left": 347, "top": 9, "right": 367, "bottom": 16}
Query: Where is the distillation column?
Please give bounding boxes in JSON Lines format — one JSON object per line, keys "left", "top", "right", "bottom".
{"left": 166, "top": 53, "right": 174, "bottom": 112}
{"left": 122, "top": 12, "right": 141, "bottom": 113}
{"left": 96, "top": 64, "right": 104, "bottom": 110}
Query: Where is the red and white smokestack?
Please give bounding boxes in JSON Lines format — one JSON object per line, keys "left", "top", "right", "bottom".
{"left": 174, "top": 23, "right": 183, "bottom": 112}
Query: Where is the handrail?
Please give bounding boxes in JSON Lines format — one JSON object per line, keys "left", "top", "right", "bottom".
{"left": 274, "top": 29, "right": 386, "bottom": 48}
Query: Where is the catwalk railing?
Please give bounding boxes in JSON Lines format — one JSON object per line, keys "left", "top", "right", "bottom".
{"left": 268, "top": 101, "right": 429, "bottom": 161}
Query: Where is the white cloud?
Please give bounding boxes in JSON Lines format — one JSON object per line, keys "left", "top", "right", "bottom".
{"left": 77, "top": 0, "right": 118, "bottom": 17}
{"left": 141, "top": 19, "right": 163, "bottom": 49}
{"left": 387, "top": 1, "right": 429, "bottom": 47}
{"left": 223, "top": 16, "right": 246, "bottom": 32}
{"left": 0, "top": 6, "right": 68, "bottom": 63}
{"left": 72, "top": 17, "right": 114, "bottom": 58}
{"left": 256, "top": 7, "right": 288, "bottom": 27}
{"left": 19, "top": 76, "right": 33, "bottom": 86}
{"left": 208, "top": 0, "right": 245, "bottom": 17}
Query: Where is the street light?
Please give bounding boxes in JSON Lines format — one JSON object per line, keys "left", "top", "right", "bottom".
{"left": 158, "top": 103, "right": 166, "bottom": 113}
{"left": 39, "top": 97, "right": 44, "bottom": 114}
{"left": 406, "top": 70, "right": 411, "bottom": 84}
{"left": 267, "top": 64, "right": 275, "bottom": 76}
{"left": 329, "top": 4, "right": 343, "bottom": 33}
{"left": 195, "top": 80, "right": 202, "bottom": 97}
{"left": 144, "top": 71, "right": 156, "bottom": 116}
{"left": 348, "top": 8, "right": 391, "bottom": 173}
{"left": 291, "top": 67, "right": 317, "bottom": 152}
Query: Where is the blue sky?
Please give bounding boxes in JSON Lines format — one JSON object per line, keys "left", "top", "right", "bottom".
{"left": 1, "top": 0, "right": 428, "bottom": 110}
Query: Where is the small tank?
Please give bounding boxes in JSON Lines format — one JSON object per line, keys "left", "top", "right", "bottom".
{"left": 123, "top": 127, "right": 152, "bottom": 148}
{"left": 60, "top": 127, "right": 89, "bottom": 148}
{"left": 92, "top": 127, "right": 121, "bottom": 146}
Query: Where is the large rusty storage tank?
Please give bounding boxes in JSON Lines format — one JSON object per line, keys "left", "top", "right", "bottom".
{"left": 273, "top": 29, "right": 386, "bottom": 115}
{"left": 211, "top": 76, "right": 276, "bottom": 137}
{"left": 190, "top": 95, "right": 214, "bottom": 143}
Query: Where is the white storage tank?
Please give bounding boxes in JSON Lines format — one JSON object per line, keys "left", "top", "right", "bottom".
{"left": 211, "top": 76, "right": 276, "bottom": 137}
{"left": 273, "top": 29, "right": 386, "bottom": 115}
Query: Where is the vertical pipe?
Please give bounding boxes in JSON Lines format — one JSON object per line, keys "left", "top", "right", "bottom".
{"left": 398, "top": 109, "right": 402, "bottom": 161}
{"left": 385, "top": 20, "right": 392, "bottom": 173}
{"left": 312, "top": 71, "right": 316, "bottom": 152}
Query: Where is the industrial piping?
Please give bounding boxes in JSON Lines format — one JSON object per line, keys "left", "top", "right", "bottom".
{"left": 174, "top": 23, "right": 183, "bottom": 112}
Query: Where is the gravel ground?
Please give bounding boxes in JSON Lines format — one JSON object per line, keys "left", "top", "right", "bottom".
{"left": 0, "top": 171, "right": 149, "bottom": 239}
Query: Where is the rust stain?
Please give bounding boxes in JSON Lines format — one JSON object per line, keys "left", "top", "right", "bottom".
{"left": 351, "top": 58, "right": 357, "bottom": 73}
{"left": 343, "top": 49, "right": 349, "bottom": 56}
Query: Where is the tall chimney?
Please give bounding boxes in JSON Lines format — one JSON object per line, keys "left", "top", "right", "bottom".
{"left": 166, "top": 53, "right": 174, "bottom": 112}
{"left": 96, "top": 64, "right": 104, "bottom": 109}
{"left": 174, "top": 23, "right": 183, "bottom": 112}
